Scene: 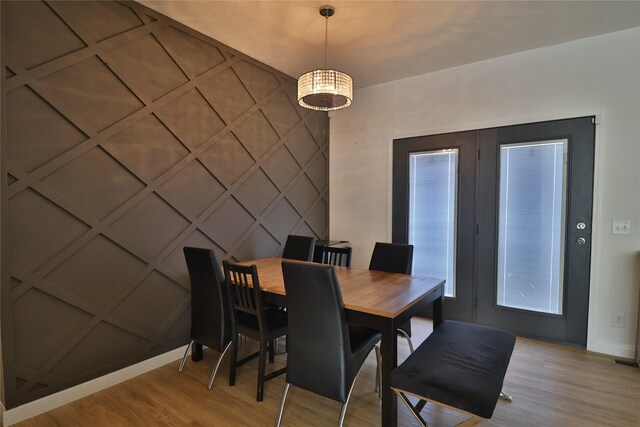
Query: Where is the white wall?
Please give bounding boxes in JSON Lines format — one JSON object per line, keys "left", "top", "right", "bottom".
{"left": 329, "top": 28, "right": 640, "bottom": 358}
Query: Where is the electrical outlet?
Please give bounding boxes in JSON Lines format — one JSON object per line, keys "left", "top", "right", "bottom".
{"left": 612, "top": 312, "right": 625, "bottom": 328}
{"left": 612, "top": 220, "right": 631, "bottom": 235}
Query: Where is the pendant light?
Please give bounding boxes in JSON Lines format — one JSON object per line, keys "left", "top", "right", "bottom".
{"left": 297, "top": 5, "right": 353, "bottom": 111}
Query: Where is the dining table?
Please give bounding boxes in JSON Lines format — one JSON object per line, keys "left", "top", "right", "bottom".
{"left": 239, "top": 257, "right": 446, "bottom": 427}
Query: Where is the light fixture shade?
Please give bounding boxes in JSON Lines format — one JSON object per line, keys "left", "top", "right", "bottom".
{"left": 297, "top": 69, "right": 353, "bottom": 111}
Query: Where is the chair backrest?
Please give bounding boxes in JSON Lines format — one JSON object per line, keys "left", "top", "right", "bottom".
{"left": 223, "top": 261, "right": 266, "bottom": 331}
{"left": 183, "top": 247, "right": 231, "bottom": 352}
{"left": 281, "top": 261, "right": 352, "bottom": 402}
{"left": 369, "top": 242, "right": 414, "bottom": 274}
{"left": 321, "top": 246, "right": 352, "bottom": 267}
{"left": 282, "top": 234, "right": 316, "bottom": 261}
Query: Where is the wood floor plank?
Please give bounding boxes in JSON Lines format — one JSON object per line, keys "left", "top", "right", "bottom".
{"left": 16, "top": 318, "right": 640, "bottom": 426}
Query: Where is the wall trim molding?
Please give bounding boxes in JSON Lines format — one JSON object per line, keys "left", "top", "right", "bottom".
{"left": 590, "top": 341, "right": 636, "bottom": 359}
{"left": 2, "top": 345, "right": 188, "bottom": 426}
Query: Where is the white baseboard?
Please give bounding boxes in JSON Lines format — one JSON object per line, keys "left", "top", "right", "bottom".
{"left": 3, "top": 345, "right": 189, "bottom": 426}
{"left": 590, "top": 340, "right": 636, "bottom": 359}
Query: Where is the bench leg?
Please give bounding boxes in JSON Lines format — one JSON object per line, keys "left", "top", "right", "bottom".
{"left": 499, "top": 390, "right": 513, "bottom": 402}
{"left": 456, "top": 416, "right": 484, "bottom": 426}
{"left": 394, "top": 390, "right": 428, "bottom": 427}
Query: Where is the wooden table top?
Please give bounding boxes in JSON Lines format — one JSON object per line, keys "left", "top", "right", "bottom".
{"left": 239, "top": 257, "right": 445, "bottom": 319}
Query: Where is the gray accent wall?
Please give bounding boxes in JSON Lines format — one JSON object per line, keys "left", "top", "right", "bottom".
{"left": 1, "top": 0, "right": 328, "bottom": 408}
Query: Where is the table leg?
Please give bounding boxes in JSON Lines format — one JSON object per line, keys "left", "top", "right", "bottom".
{"left": 192, "top": 342, "right": 203, "bottom": 361}
{"left": 381, "top": 319, "right": 398, "bottom": 427}
{"left": 433, "top": 293, "right": 444, "bottom": 328}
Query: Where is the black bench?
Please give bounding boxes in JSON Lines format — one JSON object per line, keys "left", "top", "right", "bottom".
{"left": 390, "top": 320, "right": 516, "bottom": 426}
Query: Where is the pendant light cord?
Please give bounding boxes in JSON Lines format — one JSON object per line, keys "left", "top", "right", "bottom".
{"left": 324, "top": 13, "right": 328, "bottom": 68}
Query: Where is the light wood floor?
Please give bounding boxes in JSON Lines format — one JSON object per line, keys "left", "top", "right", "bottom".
{"left": 17, "top": 318, "right": 640, "bottom": 427}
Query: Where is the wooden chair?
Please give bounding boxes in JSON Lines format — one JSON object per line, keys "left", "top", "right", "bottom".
{"left": 320, "top": 245, "right": 352, "bottom": 267}
{"left": 223, "top": 261, "right": 288, "bottom": 402}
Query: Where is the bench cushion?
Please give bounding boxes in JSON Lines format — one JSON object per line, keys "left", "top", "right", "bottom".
{"left": 391, "top": 320, "right": 515, "bottom": 419}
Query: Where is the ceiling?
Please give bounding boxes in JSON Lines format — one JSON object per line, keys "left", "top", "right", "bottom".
{"left": 140, "top": 1, "right": 640, "bottom": 89}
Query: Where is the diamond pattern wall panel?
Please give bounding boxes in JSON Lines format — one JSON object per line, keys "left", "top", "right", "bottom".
{"left": 7, "top": 86, "right": 87, "bottom": 172}
{"left": 38, "top": 56, "right": 144, "bottom": 132}
{"left": 158, "top": 159, "right": 225, "bottom": 218}
{"left": 233, "top": 60, "right": 281, "bottom": 101}
{"left": 235, "top": 169, "right": 280, "bottom": 216}
{"left": 199, "top": 133, "right": 255, "bottom": 186}
{"left": 50, "top": 1, "right": 143, "bottom": 43}
{"left": 9, "top": 189, "right": 90, "bottom": 273}
{"left": 232, "top": 110, "right": 280, "bottom": 159}
{"left": 200, "top": 197, "right": 255, "bottom": 250}
{"left": 161, "top": 229, "right": 225, "bottom": 286}
{"left": 2, "top": 0, "right": 328, "bottom": 408}
{"left": 262, "top": 146, "right": 301, "bottom": 190}
{"left": 156, "top": 89, "right": 225, "bottom": 150}
{"left": 45, "top": 236, "right": 147, "bottom": 307}
{"left": 42, "top": 147, "right": 145, "bottom": 220}
{"left": 156, "top": 26, "right": 226, "bottom": 77}
{"left": 13, "top": 289, "right": 92, "bottom": 373}
{"left": 198, "top": 67, "right": 255, "bottom": 124}
{"left": 108, "top": 193, "right": 190, "bottom": 260}
{"left": 102, "top": 114, "right": 189, "bottom": 181}
{"left": 105, "top": 34, "right": 189, "bottom": 101}
{"left": 111, "top": 271, "right": 189, "bottom": 332}
{"left": 4, "top": 1, "right": 86, "bottom": 70}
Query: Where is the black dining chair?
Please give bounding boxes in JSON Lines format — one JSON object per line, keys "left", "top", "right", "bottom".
{"left": 369, "top": 242, "right": 415, "bottom": 398}
{"left": 179, "top": 247, "right": 232, "bottom": 390}
{"left": 223, "top": 261, "right": 288, "bottom": 402}
{"left": 276, "top": 261, "right": 381, "bottom": 427}
{"left": 282, "top": 234, "right": 316, "bottom": 261}
{"left": 320, "top": 245, "right": 352, "bottom": 267}
{"left": 369, "top": 242, "right": 415, "bottom": 351}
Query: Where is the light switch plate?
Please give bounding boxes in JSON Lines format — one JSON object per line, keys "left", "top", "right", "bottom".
{"left": 612, "top": 220, "right": 631, "bottom": 235}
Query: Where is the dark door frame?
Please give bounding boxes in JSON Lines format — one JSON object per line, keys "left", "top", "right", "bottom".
{"left": 392, "top": 130, "right": 477, "bottom": 321}
{"left": 391, "top": 117, "right": 596, "bottom": 346}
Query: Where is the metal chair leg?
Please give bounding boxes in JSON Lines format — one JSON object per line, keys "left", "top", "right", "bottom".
{"left": 499, "top": 390, "right": 513, "bottom": 402}
{"left": 339, "top": 344, "right": 379, "bottom": 427}
{"left": 207, "top": 341, "right": 232, "bottom": 389}
{"left": 178, "top": 340, "right": 194, "bottom": 373}
{"left": 274, "top": 383, "right": 291, "bottom": 427}
{"left": 397, "top": 328, "right": 415, "bottom": 353}
{"left": 375, "top": 344, "right": 382, "bottom": 399}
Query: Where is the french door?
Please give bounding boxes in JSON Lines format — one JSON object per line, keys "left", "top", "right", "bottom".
{"left": 392, "top": 117, "right": 595, "bottom": 346}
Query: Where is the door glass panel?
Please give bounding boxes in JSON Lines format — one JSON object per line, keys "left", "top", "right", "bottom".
{"left": 497, "top": 140, "right": 567, "bottom": 314}
{"left": 409, "top": 149, "right": 458, "bottom": 297}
